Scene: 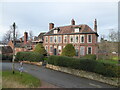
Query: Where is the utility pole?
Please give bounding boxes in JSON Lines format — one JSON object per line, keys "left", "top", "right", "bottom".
{"left": 12, "top": 22, "right": 16, "bottom": 74}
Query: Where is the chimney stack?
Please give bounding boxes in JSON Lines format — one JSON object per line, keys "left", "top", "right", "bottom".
{"left": 94, "top": 19, "right": 97, "bottom": 32}
{"left": 49, "top": 23, "right": 54, "bottom": 30}
{"left": 71, "top": 19, "right": 75, "bottom": 25}
{"left": 24, "top": 32, "right": 28, "bottom": 44}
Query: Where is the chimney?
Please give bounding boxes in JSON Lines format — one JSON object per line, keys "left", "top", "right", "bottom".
{"left": 24, "top": 32, "right": 28, "bottom": 44}
{"left": 71, "top": 19, "right": 75, "bottom": 25}
{"left": 94, "top": 19, "right": 97, "bottom": 32}
{"left": 49, "top": 23, "right": 54, "bottom": 30}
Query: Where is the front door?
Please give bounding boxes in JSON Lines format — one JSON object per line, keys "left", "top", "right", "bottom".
{"left": 54, "top": 48, "right": 57, "bottom": 55}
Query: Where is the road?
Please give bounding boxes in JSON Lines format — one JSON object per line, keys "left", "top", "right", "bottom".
{"left": 2, "top": 62, "right": 116, "bottom": 88}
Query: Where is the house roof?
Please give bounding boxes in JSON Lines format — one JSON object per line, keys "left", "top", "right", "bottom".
{"left": 44, "top": 24, "right": 98, "bottom": 36}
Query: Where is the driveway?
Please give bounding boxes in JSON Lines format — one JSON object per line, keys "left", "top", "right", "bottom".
{"left": 2, "top": 62, "right": 117, "bottom": 88}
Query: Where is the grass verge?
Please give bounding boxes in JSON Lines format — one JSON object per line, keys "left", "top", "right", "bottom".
{"left": 2, "top": 70, "right": 41, "bottom": 88}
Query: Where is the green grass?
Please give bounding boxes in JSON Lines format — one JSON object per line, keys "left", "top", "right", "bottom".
{"left": 2, "top": 70, "right": 41, "bottom": 88}
{"left": 97, "top": 59, "right": 118, "bottom": 65}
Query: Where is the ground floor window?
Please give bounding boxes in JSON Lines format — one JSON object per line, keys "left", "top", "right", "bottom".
{"left": 80, "top": 46, "right": 85, "bottom": 55}
{"left": 87, "top": 47, "right": 92, "bottom": 54}
{"left": 50, "top": 46, "right": 53, "bottom": 53}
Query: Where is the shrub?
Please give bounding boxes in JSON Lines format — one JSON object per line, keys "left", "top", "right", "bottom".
{"left": 34, "top": 43, "right": 47, "bottom": 56}
{"left": 1, "top": 54, "right": 13, "bottom": 61}
{"left": 61, "top": 44, "right": 76, "bottom": 57}
{"left": 47, "top": 55, "right": 119, "bottom": 77}
{"left": 15, "top": 52, "right": 44, "bottom": 62}
{"left": 81, "top": 54, "right": 96, "bottom": 60}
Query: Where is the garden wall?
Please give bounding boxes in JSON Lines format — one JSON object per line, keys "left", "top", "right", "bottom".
{"left": 46, "top": 64, "right": 119, "bottom": 86}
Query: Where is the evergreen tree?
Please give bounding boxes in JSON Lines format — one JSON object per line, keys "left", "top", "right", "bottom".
{"left": 34, "top": 43, "right": 47, "bottom": 56}
{"left": 61, "top": 44, "right": 76, "bottom": 57}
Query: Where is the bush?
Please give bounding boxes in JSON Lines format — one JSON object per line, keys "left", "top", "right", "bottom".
{"left": 1, "top": 54, "right": 13, "bottom": 61}
{"left": 15, "top": 52, "right": 44, "bottom": 62}
{"left": 34, "top": 43, "right": 47, "bottom": 56}
{"left": 47, "top": 55, "right": 119, "bottom": 77}
{"left": 81, "top": 54, "right": 96, "bottom": 60}
{"left": 61, "top": 44, "right": 76, "bottom": 57}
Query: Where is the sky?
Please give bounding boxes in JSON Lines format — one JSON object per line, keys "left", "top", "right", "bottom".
{"left": 0, "top": 1, "right": 118, "bottom": 41}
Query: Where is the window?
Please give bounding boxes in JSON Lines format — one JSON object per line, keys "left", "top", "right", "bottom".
{"left": 58, "top": 36, "right": 61, "bottom": 43}
{"left": 54, "top": 36, "right": 57, "bottom": 43}
{"left": 88, "top": 35, "right": 92, "bottom": 43}
{"left": 64, "top": 35, "right": 67, "bottom": 43}
{"left": 45, "top": 46, "right": 48, "bottom": 52}
{"left": 50, "top": 36, "right": 53, "bottom": 43}
{"left": 80, "top": 35, "right": 84, "bottom": 43}
{"left": 54, "top": 30, "right": 58, "bottom": 34}
{"left": 87, "top": 47, "right": 92, "bottom": 54}
{"left": 45, "top": 36, "right": 48, "bottom": 43}
{"left": 75, "top": 46, "right": 79, "bottom": 56}
{"left": 50, "top": 46, "right": 53, "bottom": 52}
{"left": 74, "top": 28, "right": 79, "bottom": 33}
{"left": 70, "top": 35, "right": 74, "bottom": 43}
{"left": 80, "top": 46, "right": 85, "bottom": 55}
{"left": 75, "top": 35, "right": 79, "bottom": 43}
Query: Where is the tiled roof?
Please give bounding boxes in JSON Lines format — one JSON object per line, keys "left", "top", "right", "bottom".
{"left": 45, "top": 24, "right": 98, "bottom": 36}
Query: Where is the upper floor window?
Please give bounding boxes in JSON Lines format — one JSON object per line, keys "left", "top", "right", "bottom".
{"left": 74, "top": 28, "right": 79, "bottom": 33}
{"left": 80, "top": 35, "right": 84, "bottom": 43}
{"left": 70, "top": 35, "right": 74, "bottom": 43}
{"left": 64, "top": 35, "right": 67, "bottom": 43}
{"left": 45, "top": 36, "right": 48, "bottom": 43}
{"left": 87, "top": 47, "right": 92, "bottom": 54}
{"left": 50, "top": 36, "right": 53, "bottom": 43}
{"left": 54, "top": 30, "right": 58, "bottom": 34}
{"left": 88, "top": 35, "right": 92, "bottom": 43}
{"left": 75, "top": 35, "right": 79, "bottom": 43}
{"left": 54, "top": 36, "right": 57, "bottom": 43}
{"left": 58, "top": 36, "right": 61, "bottom": 43}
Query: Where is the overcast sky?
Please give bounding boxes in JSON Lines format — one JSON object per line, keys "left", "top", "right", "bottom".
{"left": 0, "top": 1, "right": 118, "bottom": 41}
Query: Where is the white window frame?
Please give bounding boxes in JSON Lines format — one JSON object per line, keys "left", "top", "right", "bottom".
{"left": 54, "top": 36, "right": 57, "bottom": 43}
{"left": 87, "top": 35, "right": 92, "bottom": 43}
{"left": 45, "top": 45, "right": 48, "bottom": 52}
{"left": 54, "top": 30, "right": 58, "bottom": 34}
{"left": 70, "top": 35, "right": 74, "bottom": 43}
{"left": 58, "top": 36, "right": 62, "bottom": 43}
{"left": 74, "top": 28, "right": 79, "bottom": 33}
{"left": 50, "top": 36, "right": 53, "bottom": 43}
{"left": 80, "top": 35, "right": 85, "bottom": 43}
{"left": 64, "top": 35, "right": 67, "bottom": 43}
{"left": 75, "top": 35, "right": 79, "bottom": 43}
{"left": 50, "top": 45, "right": 53, "bottom": 53}
{"left": 80, "top": 46, "right": 85, "bottom": 55}
{"left": 87, "top": 46, "right": 92, "bottom": 54}
{"left": 45, "top": 36, "right": 48, "bottom": 43}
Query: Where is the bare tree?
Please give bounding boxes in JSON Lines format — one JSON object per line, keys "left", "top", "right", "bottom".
{"left": 109, "top": 29, "right": 118, "bottom": 42}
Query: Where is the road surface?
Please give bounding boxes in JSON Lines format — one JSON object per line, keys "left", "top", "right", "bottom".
{"left": 2, "top": 62, "right": 116, "bottom": 88}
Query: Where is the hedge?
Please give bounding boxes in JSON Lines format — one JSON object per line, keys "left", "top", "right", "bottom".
{"left": 47, "top": 55, "right": 119, "bottom": 77}
{"left": 15, "top": 51, "right": 44, "bottom": 62}
{"left": 1, "top": 54, "right": 13, "bottom": 61}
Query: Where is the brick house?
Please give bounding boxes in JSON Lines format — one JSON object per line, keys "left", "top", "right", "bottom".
{"left": 43, "top": 19, "right": 99, "bottom": 57}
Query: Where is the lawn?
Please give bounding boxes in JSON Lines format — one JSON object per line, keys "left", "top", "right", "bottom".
{"left": 2, "top": 70, "right": 41, "bottom": 88}
{"left": 97, "top": 59, "right": 118, "bottom": 65}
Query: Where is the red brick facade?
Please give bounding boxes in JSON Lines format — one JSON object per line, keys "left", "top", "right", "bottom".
{"left": 43, "top": 19, "right": 99, "bottom": 57}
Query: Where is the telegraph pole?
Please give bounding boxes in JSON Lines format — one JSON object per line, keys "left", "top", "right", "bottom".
{"left": 12, "top": 22, "right": 16, "bottom": 74}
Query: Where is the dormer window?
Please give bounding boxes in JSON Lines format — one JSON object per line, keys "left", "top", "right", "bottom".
{"left": 74, "top": 28, "right": 79, "bottom": 33}
{"left": 54, "top": 30, "right": 57, "bottom": 34}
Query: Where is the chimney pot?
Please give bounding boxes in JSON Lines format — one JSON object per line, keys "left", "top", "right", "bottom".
{"left": 24, "top": 32, "right": 28, "bottom": 44}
